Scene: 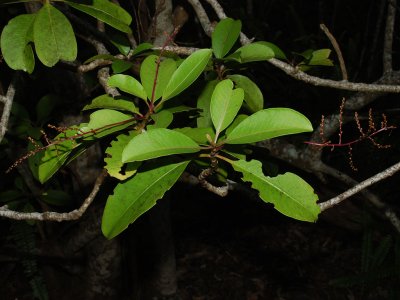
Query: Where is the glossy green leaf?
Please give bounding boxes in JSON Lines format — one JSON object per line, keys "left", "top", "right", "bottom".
{"left": 33, "top": 4, "right": 77, "bottom": 67}
{"left": 122, "top": 128, "right": 200, "bottom": 162}
{"left": 197, "top": 80, "right": 218, "bottom": 128}
{"left": 212, "top": 18, "right": 241, "bottom": 59}
{"left": 150, "top": 110, "right": 173, "bottom": 129}
{"left": 107, "top": 74, "right": 147, "bottom": 101}
{"left": 102, "top": 159, "right": 189, "bottom": 239}
{"left": 162, "top": 49, "right": 213, "bottom": 101}
{"left": 83, "top": 94, "right": 139, "bottom": 114}
{"left": 105, "top": 132, "right": 141, "bottom": 180}
{"left": 140, "top": 55, "right": 177, "bottom": 102}
{"left": 225, "top": 108, "right": 313, "bottom": 144}
{"left": 66, "top": 0, "right": 132, "bottom": 33}
{"left": 110, "top": 31, "right": 131, "bottom": 55}
{"left": 111, "top": 59, "right": 134, "bottom": 73}
{"left": 0, "top": 14, "right": 35, "bottom": 73}
{"left": 231, "top": 159, "right": 319, "bottom": 221}
{"left": 234, "top": 42, "right": 274, "bottom": 63}
{"left": 174, "top": 127, "right": 215, "bottom": 144}
{"left": 228, "top": 74, "right": 263, "bottom": 112}
{"left": 79, "top": 109, "right": 135, "bottom": 140}
{"left": 210, "top": 79, "right": 244, "bottom": 137}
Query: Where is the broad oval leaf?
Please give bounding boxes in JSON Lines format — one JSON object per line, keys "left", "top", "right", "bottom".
{"left": 212, "top": 18, "right": 241, "bottom": 59}
{"left": 197, "top": 80, "right": 218, "bottom": 128}
{"left": 162, "top": 49, "right": 213, "bottom": 101}
{"left": 83, "top": 94, "right": 139, "bottom": 114}
{"left": 149, "top": 110, "right": 174, "bottom": 129}
{"left": 257, "top": 41, "right": 286, "bottom": 60}
{"left": 0, "top": 14, "right": 35, "bottom": 73}
{"left": 174, "top": 127, "right": 215, "bottom": 144}
{"left": 111, "top": 59, "right": 134, "bottom": 73}
{"left": 234, "top": 42, "right": 274, "bottom": 63}
{"left": 231, "top": 159, "right": 319, "bottom": 222}
{"left": 122, "top": 128, "right": 200, "bottom": 162}
{"left": 140, "top": 55, "right": 177, "bottom": 102}
{"left": 66, "top": 0, "right": 132, "bottom": 33}
{"left": 210, "top": 79, "right": 244, "bottom": 137}
{"left": 108, "top": 74, "right": 147, "bottom": 101}
{"left": 33, "top": 4, "right": 77, "bottom": 67}
{"left": 225, "top": 108, "right": 313, "bottom": 144}
{"left": 228, "top": 74, "right": 263, "bottom": 112}
{"left": 102, "top": 159, "right": 189, "bottom": 239}
{"left": 79, "top": 109, "right": 135, "bottom": 140}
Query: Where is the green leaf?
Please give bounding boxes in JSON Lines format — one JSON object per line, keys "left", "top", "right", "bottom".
{"left": 107, "top": 74, "right": 147, "bottom": 101}
{"left": 36, "top": 94, "right": 59, "bottom": 124}
{"left": 33, "top": 4, "right": 77, "bottom": 67}
{"left": 111, "top": 59, "right": 134, "bottom": 73}
{"left": 38, "top": 129, "right": 80, "bottom": 184}
{"left": 174, "top": 127, "right": 215, "bottom": 144}
{"left": 140, "top": 55, "right": 177, "bottom": 102}
{"left": 210, "top": 79, "right": 244, "bottom": 137}
{"left": 0, "top": 14, "right": 35, "bottom": 73}
{"left": 225, "top": 114, "right": 248, "bottom": 136}
{"left": 308, "top": 49, "right": 333, "bottom": 66}
{"left": 132, "top": 42, "right": 153, "bottom": 56}
{"left": 84, "top": 53, "right": 115, "bottom": 64}
{"left": 41, "top": 189, "right": 72, "bottom": 206}
{"left": 212, "top": 18, "right": 241, "bottom": 59}
{"left": 225, "top": 108, "right": 313, "bottom": 144}
{"left": 83, "top": 94, "right": 139, "bottom": 114}
{"left": 197, "top": 80, "right": 218, "bottom": 128}
{"left": 231, "top": 159, "right": 319, "bottom": 222}
{"left": 228, "top": 74, "right": 263, "bottom": 112}
{"left": 102, "top": 158, "right": 189, "bottom": 239}
{"left": 150, "top": 110, "right": 173, "bottom": 129}
{"left": 162, "top": 49, "right": 213, "bottom": 101}
{"left": 79, "top": 109, "right": 135, "bottom": 140}
{"left": 105, "top": 132, "right": 141, "bottom": 180}
{"left": 109, "top": 31, "right": 131, "bottom": 55}
{"left": 0, "top": 190, "right": 23, "bottom": 203}
{"left": 257, "top": 41, "right": 286, "bottom": 60}
{"left": 66, "top": 0, "right": 132, "bottom": 33}
{"left": 122, "top": 128, "right": 200, "bottom": 162}
{"left": 233, "top": 42, "right": 275, "bottom": 63}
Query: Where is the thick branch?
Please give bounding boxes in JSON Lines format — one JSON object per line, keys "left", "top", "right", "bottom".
{"left": 0, "top": 73, "right": 19, "bottom": 143}
{"left": 0, "top": 170, "right": 107, "bottom": 221}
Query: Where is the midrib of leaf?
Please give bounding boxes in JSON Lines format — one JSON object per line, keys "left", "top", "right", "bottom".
{"left": 46, "top": 5, "right": 60, "bottom": 58}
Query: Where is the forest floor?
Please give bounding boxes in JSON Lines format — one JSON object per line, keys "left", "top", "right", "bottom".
{"left": 172, "top": 184, "right": 398, "bottom": 300}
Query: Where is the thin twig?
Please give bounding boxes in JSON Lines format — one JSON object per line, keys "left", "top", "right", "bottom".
{"left": 0, "top": 170, "right": 108, "bottom": 221}
{"left": 320, "top": 23, "right": 348, "bottom": 80}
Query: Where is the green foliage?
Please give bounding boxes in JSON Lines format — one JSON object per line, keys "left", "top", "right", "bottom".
{"left": 225, "top": 108, "right": 313, "bottom": 144}
{"left": 0, "top": 14, "right": 35, "bottom": 73}
{"left": 66, "top": 0, "right": 132, "bottom": 33}
{"left": 122, "top": 128, "right": 200, "bottom": 162}
{"left": 102, "top": 159, "right": 189, "bottom": 239}
{"left": 2, "top": 14, "right": 323, "bottom": 239}
{"left": 212, "top": 18, "right": 242, "bottom": 59}
{"left": 229, "top": 159, "right": 319, "bottom": 221}
{"left": 162, "top": 49, "right": 213, "bottom": 101}
{"left": 33, "top": 3, "right": 77, "bottom": 67}
{"left": 83, "top": 94, "right": 139, "bottom": 114}
{"left": 210, "top": 79, "right": 244, "bottom": 139}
